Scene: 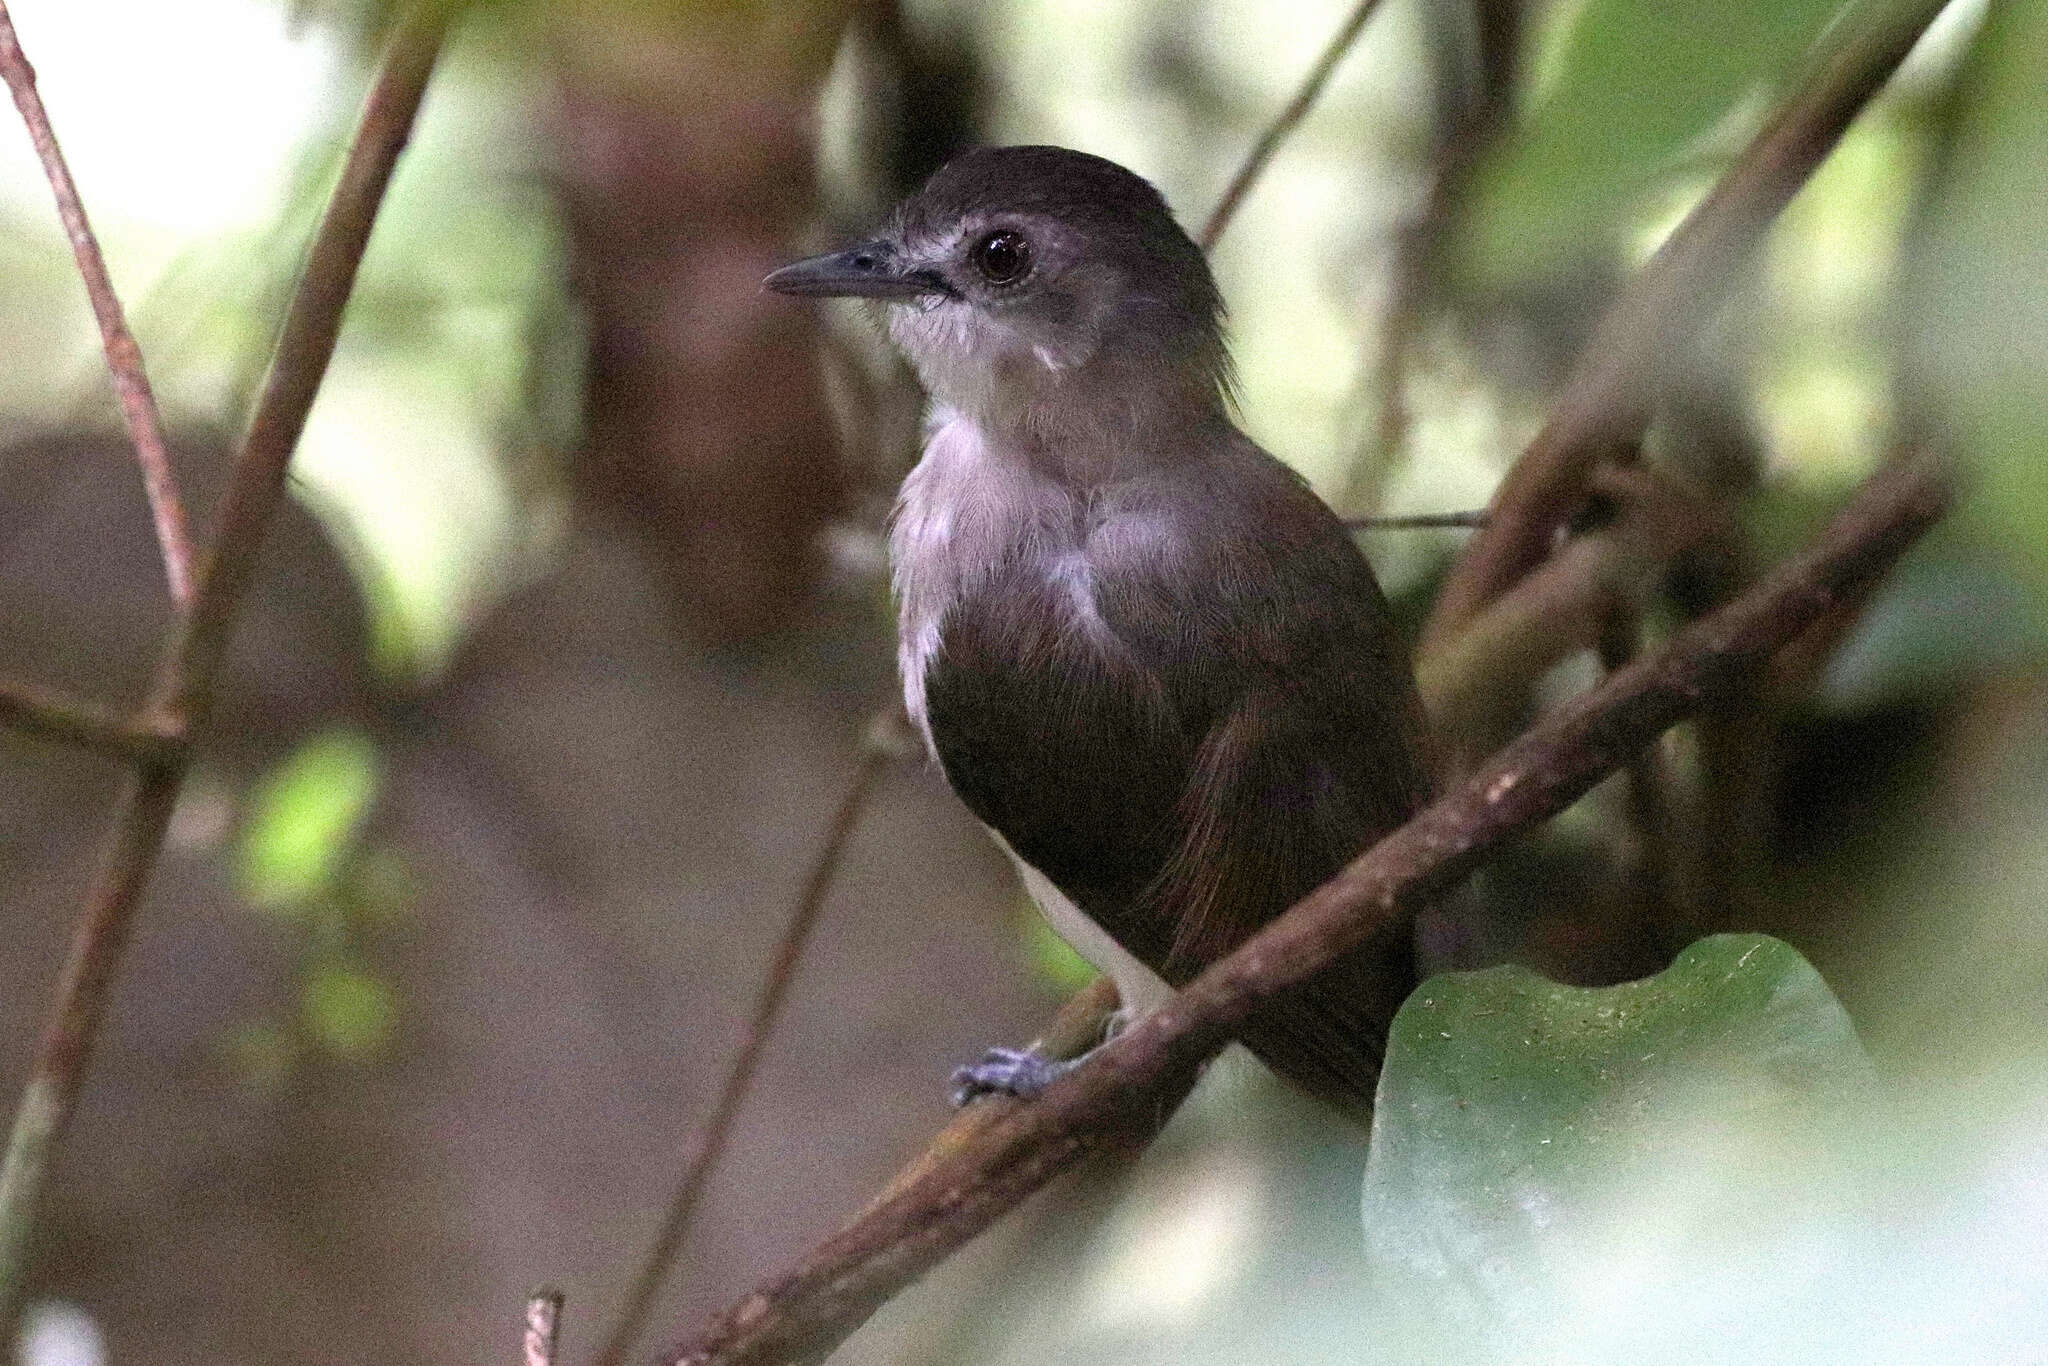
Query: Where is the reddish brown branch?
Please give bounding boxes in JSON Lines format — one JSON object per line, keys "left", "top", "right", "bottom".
{"left": 0, "top": 676, "right": 183, "bottom": 764}
{"left": 593, "top": 712, "right": 911, "bottom": 1366}
{"left": 0, "top": 0, "right": 201, "bottom": 610}
{"left": 163, "top": 2, "right": 452, "bottom": 705}
{"left": 0, "top": 3, "right": 454, "bottom": 1331}
{"left": 1422, "top": 0, "right": 1954, "bottom": 655}
{"left": 659, "top": 455, "right": 1947, "bottom": 1366}
{"left": 0, "top": 1, "right": 196, "bottom": 609}
{"left": 1198, "top": 0, "right": 1392, "bottom": 252}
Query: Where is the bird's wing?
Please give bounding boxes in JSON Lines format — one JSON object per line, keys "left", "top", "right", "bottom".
{"left": 923, "top": 447, "right": 1434, "bottom": 1114}
{"left": 1107, "top": 469, "right": 1434, "bottom": 1112}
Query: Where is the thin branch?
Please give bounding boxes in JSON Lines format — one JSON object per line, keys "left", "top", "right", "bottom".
{"left": 659, "top": 455, "right": 1948, "bottom": 1366}
{"left": 0, "top": 4, "right": 453, "bottom": 1333}
{"left": 1422, "top": 0, "right": 1955, "bottom": 656}
{"left": 162, "top": 2, "right": 452, "bottom": 707}
{"left": 1417, "top": 462, "right": 1721, "bottom": 748}
{"left": 593, "top": 711, "right": 911, "bottom": 1366}
{"left": 0, "top": 1, "right": 196, "bottom": 610}
{"left": 525, "top": 1287, "right": 565, "bottom": 1366}
{"left": 1198, "top": 0, "right": 1391, "bottom": 251}
{"left": 1345, "top": 509, "right": 1487, "bottom": 531}
{"left": 0, "top": 676, "right": 183, "bottom": 764}
{"left": 1340, "top": 0, "right": 1522, "bottom": 520}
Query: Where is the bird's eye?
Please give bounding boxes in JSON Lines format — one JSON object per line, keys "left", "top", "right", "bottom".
{"left": 970, "top": 230, "right": 1031, "bottom": 286}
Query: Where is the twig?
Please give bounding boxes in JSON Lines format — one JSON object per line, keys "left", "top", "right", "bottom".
{"left": 1345, "top": 509, "right": 1487, "bottom": 531}
{"left": 1422, "top": 0, "right": 1955, "bottom": 656}
{"left": 1340, "top": 0, "right": 1521, "bottom": 520}
{"left": 1416, "top": 462, "right": 1721, "bottom": 749}
{"left": 1198, "top": 0, "right": 1391, "bottom": 251}
{"left": 0, "top": 676, "right": 183, "bottom": 764}
{"left": 0, "top": 1, "right": 196, "bottom": 610}
{"left": 525, "top": 1286, "right": 565, "bottom": 1366}
{"left": 659, "top": 455, "right": 1948, "bottom": 1366}
{"left": 0, "top": 4, "right": 453, "bottom": 1333}
{"left": 161, "top": 1, "right": 452, "bottom": 705}
{"left": 593, "top": 711, "right": 911, "bottom": 1366}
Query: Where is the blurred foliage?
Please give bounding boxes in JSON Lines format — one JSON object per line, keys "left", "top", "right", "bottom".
{"left": 300, "top": 962, "right": 402, "bottom": 1061}
{"left": 238, "top": 729, "right": 380, "bottom": 911}
{"left": 1901, "top": 0, "right": 2048, "bottom": 601}
{"left": 1458, "top": 0, "right": 1845, "bottom": 290}
{"left": 231, "top": 727, "right": 412, "bottom": 1075}
{"left": 1018, "top": 897, "right": 1100, "bottom": 996}
{"left": 287, "top": 35, "right": 578, "bottom": 680}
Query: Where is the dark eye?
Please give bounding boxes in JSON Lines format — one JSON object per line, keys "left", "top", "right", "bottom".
{"left": 971, "top": 230, "right": 1031, "bottom": 285}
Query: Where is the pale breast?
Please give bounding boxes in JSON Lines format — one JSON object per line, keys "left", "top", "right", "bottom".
{"left": 890, "top": 406, "right": 1084, "bottom": 748}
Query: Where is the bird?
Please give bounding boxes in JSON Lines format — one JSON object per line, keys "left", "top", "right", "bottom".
{"left": 765, "top": 145, "right": 1435, "bottom": 1117}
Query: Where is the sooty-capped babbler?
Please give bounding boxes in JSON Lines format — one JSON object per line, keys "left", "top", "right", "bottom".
{"left": 767, "top": 146, "right": 1434, "bottom": 1117}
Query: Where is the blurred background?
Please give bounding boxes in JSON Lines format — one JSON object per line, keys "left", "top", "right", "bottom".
{"left": 1, "top": 0, "right": 2045, "bottom": 1361}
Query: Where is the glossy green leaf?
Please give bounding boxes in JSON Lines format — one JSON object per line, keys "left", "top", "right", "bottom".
{"left": 237, "top": 728, "right": 381, "bottom": 911}
{"left": 1361, "top": 935, "right": 1875, "bottom": 1351}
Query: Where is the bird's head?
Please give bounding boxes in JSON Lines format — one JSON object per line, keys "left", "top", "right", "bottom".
{"left": 766, "top": 145, "right": 1230, "bottom": 443}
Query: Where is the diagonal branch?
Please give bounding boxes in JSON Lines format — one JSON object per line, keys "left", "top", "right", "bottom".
{"left": 659, "top": 454, "right": 1948, "bottom": 1366}
{"left": 0, "top": 3, "right": 455, "bottom": 1334}
{"left": 0, "top": 1, "right": 196, "bottom": 610}
{"left": 1421, "top": 0, "right": 1955, "bottom": 656}
{"left": 162, "top": 3, "right": 451, "bottom": 706}
{"left": 1199, "top": 0, "right": 1392, "bottom": 251}
{"left": 592, "top": 712, "right": 911, "bottom": 1366}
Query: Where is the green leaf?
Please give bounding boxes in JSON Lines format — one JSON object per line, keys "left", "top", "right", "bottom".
{"left": 237, "top": 728, "right": 381, "bottom": 912}
{"left": 1361, "top": 935, "right": 1874, "bottom": 1349}
{"left": 301, "top": 964, "right": 398, "bottom": 1063}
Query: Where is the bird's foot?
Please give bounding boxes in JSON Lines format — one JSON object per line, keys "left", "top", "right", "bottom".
{"left": 950, "top": 1046, "right": 1081, "bottom": 1106}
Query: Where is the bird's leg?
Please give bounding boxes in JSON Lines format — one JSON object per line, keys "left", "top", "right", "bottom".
{"left": 950, "top": 1047, "right": 1079, "bottom": 1105}
{"left": 950, "top": 1007, "right": 1134, "bottom": 1106}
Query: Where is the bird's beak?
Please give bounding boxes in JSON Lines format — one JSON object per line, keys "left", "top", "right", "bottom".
{"left": 762, "top": 241, "right": 951, "bottom": 300}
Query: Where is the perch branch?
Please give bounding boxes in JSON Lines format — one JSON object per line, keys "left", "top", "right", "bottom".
{"left": 0, "top": 4, "right": 453, "bottom": 1332}
{"left": 659, "top": 454, "right": 1948, "bottom": 1366}
{"left": 862, "top": 975, "right": 1121, "bottom": 1214}
{"left": 593, "top": 711, "right": 912, "bottom": 1366}
{"left": 1422, "top": 0, "right": 1955, "bottom": 654}
{"left": 0, "top": 1, "right": 196, "bottom": 610}
{"left": 1199, "top": 0, "right": 1391, "bottom": 251}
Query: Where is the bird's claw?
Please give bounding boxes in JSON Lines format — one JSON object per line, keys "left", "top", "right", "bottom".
{"left": 950, "top": 1046, "right": 1076, "bottom": 1106}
